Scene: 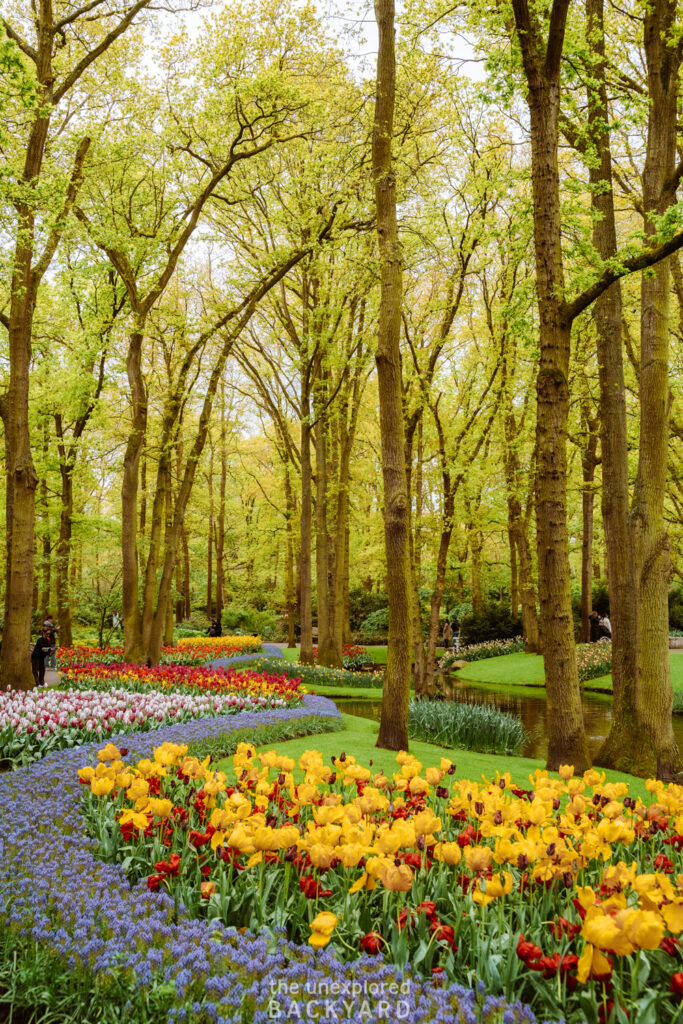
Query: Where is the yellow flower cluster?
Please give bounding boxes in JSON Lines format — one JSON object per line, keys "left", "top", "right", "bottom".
{"left": 176, "top": 635, "right": 261, "bottom": 649}
{"left": 82, "top": 742, "right": 683, "bottom": 982}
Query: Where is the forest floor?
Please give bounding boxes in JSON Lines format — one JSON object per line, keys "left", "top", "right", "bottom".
{"left": 454, "top": 650, "right": 683, "bottom": 695}
{"left": 212, "top": 711, "right": 652, "bottom": 801}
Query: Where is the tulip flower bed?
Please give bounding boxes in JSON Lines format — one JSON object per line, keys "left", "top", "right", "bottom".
{"left": 0, "top": 683, "right": 300, "bottom": 768}
{"left": 576, "top": 642, "right": 613, "bottom": 684}
{"left": 0, "top": 701, "right": 538, "bottom": 1024}
{"left": 60, "top": 661, "right": 304, "bottom": 706}
{"left": 440, "top": 638, "right": 526, "bottom": 668}
{"left": 311, "top": 643, "right": 372, "bottom": 670}
{"left": 247, "top": 656, "right": 385, "bottom": 690}
{"left": 57, "top": 635, "right": 262, "bottom": 669}
{"left": 79, "top": 739, "right": 683, "bottom": 1024}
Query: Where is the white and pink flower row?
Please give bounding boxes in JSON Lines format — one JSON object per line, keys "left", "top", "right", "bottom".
{"left": 0, "top": 687, "right": 290, "bottom": 767}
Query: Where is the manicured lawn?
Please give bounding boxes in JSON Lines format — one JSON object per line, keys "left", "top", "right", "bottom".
{"left": 305, "top": 684, "right": 386, "bottom": 698}
{"left": 456, "top": 650, "right": 683, "bottom": 695}
{"left": 214, "top": 709, "right": 652, "bottom": 801}
{"left": 274, "top": 645, "right": 444, "bottom": 666}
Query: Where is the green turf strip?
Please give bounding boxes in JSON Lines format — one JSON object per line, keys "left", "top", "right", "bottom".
{"left": 455, "top": 650, "right": 683, "bottom": 695}
{"left": 213, "top": 711, "right": 651, "bottom": 802}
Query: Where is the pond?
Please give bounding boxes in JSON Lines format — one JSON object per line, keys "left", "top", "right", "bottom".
{"left": 335, "top": 680, "right": 683, "bottom": 760}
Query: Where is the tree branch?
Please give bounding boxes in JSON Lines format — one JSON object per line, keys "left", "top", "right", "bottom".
{"left": 563, "top": 228, "right": 683, "bottom": 324}
{"left": 33, "top": 136, "right": 91, "bottom": 286}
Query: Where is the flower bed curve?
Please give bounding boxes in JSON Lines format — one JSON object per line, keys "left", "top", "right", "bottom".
{"left": 58, "top": 636, "right": 262, "bottom": 669}
{"left": 0, "top": 681, "right": 300, "bottom": 768}
{"left": 0, "top": 699, "right": 538, "bottom": 1024}
{"left": 60, "top": 662, "right": 303, "bottom": 705}
{"left": 81, "top": 743, "right": 683, "bottom": 1024}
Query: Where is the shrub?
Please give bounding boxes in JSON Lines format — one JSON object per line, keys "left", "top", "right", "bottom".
{"left": 358, "top": 607, "right": 389, "bottom": 639}
{"left": 458, "top": 603, "right": 522, "bottom": 645}
{"left": 670, "top": 585, "right": 683, "bottom": 631}
{"left": 348, "top": 587, "right": 388, "bottom": 632}
{"left": 408, "top": 697, "right": 527, "bottom": 755}
{"left": 221, "top": 605, "right": 278, "bottom": 639}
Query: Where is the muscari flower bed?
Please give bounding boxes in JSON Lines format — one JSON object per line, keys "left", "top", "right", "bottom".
{"left": 0, "top": 698, "right": 540, "bottom": 1024}
{"left": 0, "top": 681, "right": 300, "bottom": 768}
{"left": 77, "top": 738, "right": 683, "bottom": 1024}
{"left": 60, "top": 662, "right": 303, "bottom": 705}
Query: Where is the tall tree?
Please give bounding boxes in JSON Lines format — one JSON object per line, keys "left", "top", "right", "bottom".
{"left": 373, "top": 0, "right": 411, "bottom": 749}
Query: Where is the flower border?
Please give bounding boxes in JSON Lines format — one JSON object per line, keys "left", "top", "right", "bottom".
{"left": 0, "top": 695, "right": 540, "bottom": 1024}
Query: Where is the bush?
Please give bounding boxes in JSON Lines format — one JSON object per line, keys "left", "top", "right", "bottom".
{"left": 221, "top": 605, "right": 278, "bottom": 639}
{"left": 670, "top": 585, "right": 683, "bottom": 631}
{"left": 458, "top": 602, "right": 522, "bottom": 646}
{"left": 408, "top": 697, "right": 527, "bottom": 755}
{"left": 358, "top": 607, "right": 389, "bottom": 639}
{"left": 348, "top": 587, "right": 388, "bottom": 632}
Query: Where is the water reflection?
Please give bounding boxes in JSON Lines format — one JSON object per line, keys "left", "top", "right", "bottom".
{"left": 335, "top": 683, "right": 683, "bottom": 760}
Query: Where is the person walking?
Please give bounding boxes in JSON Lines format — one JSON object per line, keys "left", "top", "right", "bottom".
{"left": 30, "top": 628, "right": 53, "bottom": 687}
{"left": 442, "top": 620, "right": 452, "bottom": 650}
{"left": 43, "top": 614, "right": 59, "bottom": 669}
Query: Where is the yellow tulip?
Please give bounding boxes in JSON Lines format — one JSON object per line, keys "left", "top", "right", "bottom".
{"left": 78, "top": 766, "right": 95, "bottom": 783}
{"left": 309, "top": 843, "right": 336, "bottom": 869}
{"left": 435, "top": 841, "right": 462, "bottom": 866}
{"left": 558, "top": 764, "right": 574, "bottom": 779}
{"left": 661, "top": 901, "right": 683, "bottom": 934}
{"left": 464, "top": 845, "right": 493, "bottom": 872}
{"left": 90, "top": 777, "right": 114, "bottom": 797}
{"left": 577, "top": 943, "right": 612, "bottom": 984}
{"left": 377, "top": 860, "right": 413, "bottom": 892}
{"left": 308, "top": 911, "right": 337, "bottom": 948}
{"left": 97, "top": 743, "right": 121, "bottom": 763}
{"left": 118, "top": 808, "right": 150, "bottom": 829}
{"left": 623, "top": 909, "right": 664, "bottom": 950}
{"left": 148, "top": 798, "right": 173, "bottom": 819}
{"left": 337, "top": 843, "right": 365, "bottom": 868}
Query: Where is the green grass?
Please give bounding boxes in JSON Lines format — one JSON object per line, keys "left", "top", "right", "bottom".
{"left": 270, "top": 645, "right": 444, "bottom": 666}
{"left": 456, "top": 651, "right": 683, "bottom": 695}
{"left": 213, "top": 710, "right": 652, "bottom": 801}
{"left": 305, "top": 684, "right": 390, "bottom": 699}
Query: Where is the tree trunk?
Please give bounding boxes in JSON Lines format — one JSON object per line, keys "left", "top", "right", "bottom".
{"left": 373, "top": 0, "right": 411, "bottom": 750}
{"left": 215, "top": 389, "right": 227, "bottom": 627}
{"left": 629, "top": 0, "right": 680, "bottom": 778}
{"left": 580, "top": 406, "right": 599, "bottom": 643}
{"left": 55, "top": 461, "right": 74, "bottom": 647}
{"left": 121, "top": 325, "right": 147, "bottom": 663}
{"left": 509, "top": 527, "right": 519, "bottom": 617}
{"left": 315, "top": 413, "right": 336, "bottom": 665}
{"left": 284, "top": 461, "right": 297, "bottom": 648}
{"left": 299, "top": 409, "right": 314, "bottom": 664}
{"left": 510, "top": 0, "right": 590, "bottom": 770}
{"left": 39, "top": 468, "right": 51, "bottom": 618}
{"left": 206, "top": 445, "right": 213, "bottom": 621}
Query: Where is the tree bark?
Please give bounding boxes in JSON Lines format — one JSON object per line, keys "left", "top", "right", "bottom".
{"left": 299, "top": 410, "right": 314, "bottom": 664}
{"left": 373, "top": 0, "right": 411, "bottom": 750}
{"left": 579, "top": 405, "right": 599, "bottom": 643}
{"left": 121, "top": 324, "right": 147, "bottom": 663}
{"left": 510, "top": 0, "right": 590, "bottom": 770}
{"left": 206, "top": 444, "right": 214, "bottom": 621}
{"left": 629, "top": 0, "right": 681, "bottom": 778}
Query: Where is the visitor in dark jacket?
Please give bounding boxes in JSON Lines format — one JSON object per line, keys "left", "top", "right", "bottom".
{"left": 589, "top": 611, "right": 601, "bottom": 643}
{"left": 30, "top": 629, "right": 53, "bottom": 687}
